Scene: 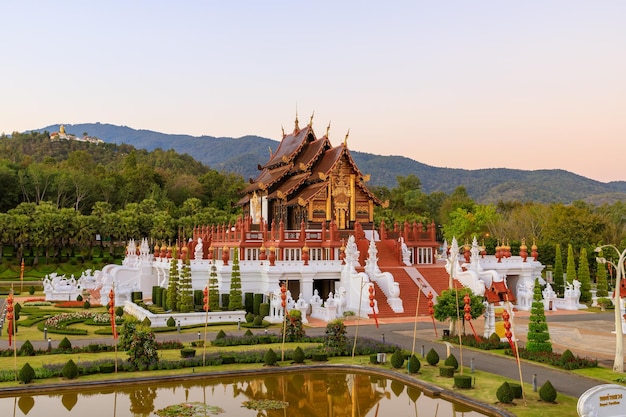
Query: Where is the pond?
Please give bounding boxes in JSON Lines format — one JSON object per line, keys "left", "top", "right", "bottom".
{"left": 0, "top": 368, "right": 495, "bottom": 417}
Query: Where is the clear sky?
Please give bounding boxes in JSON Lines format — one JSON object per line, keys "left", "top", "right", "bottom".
{"left": 1, "top": 1, "right": 625, "bottom": 183}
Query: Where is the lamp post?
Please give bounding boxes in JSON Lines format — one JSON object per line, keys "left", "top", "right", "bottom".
{"left": 595, "top": 245, "right": 626, "bottom": 373}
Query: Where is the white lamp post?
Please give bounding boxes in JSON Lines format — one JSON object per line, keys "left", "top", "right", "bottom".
{"left": 595, "top": 245, "right": 626, "bottom": 373}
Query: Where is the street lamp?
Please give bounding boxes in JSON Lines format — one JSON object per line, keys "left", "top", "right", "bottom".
{"left": 595, "top": 245, "right": 626, "bottom": 373}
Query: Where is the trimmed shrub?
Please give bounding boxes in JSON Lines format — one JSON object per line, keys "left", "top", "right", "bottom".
{"left": 58, "top": 337, "right": 72, "bottom": 351}
{"left": 264, "top": 348, "right": 278, "bottom": 366}
{"left": 244, "top": 329, "right": 253, "bottom": 337}
{"left": 439, "top": 366, "right": 455, "bottom": 377}
{"left": 539, "top": 380, "right": 557, "bottom": 403}
{"left": 312, "top": 352, "right": 328, "bottom": 362}
{"left": 115, "top": 306, "right": 124, "bottom": 317}
{"left": 489, "top": 332, "right": 501, "bottom": 344}
{"left": 259, "top": 302, "right": 270, "bottom": 318}
{"left": 222, "top": 355, "right": 235, "bottom": 364}
{"left": 390, "top": 350, "right": 405, "bottom": 369}
{"left": 62, "top": 359, "right": 79, "bottom": 380}
{"left": 166, "top": 316, "right": 176, "bottom": 327}
{"left": 141, "top": 317, "right": 152, "bottom": 327}
{"left": 408, "top": 355, "right": 421, "bottom": 374}
{"left": 76, "top": 294, "right": 83, "bottom": 302}
{"left": 245, "top": 312, "right": 254, "bottom": 323}
{"left": 426, "top": 348, "right": 440, "bottom": 366}
{"left": 28, "top": 286, "right": 35, "bottom": 295}
{"left": 444, "top": 354, "right": 459, "bottom": 370}
{"left": 99, "top": 363, "right": 115, "bottom": 373}
{"left": 370, "top": 353, "right": 379, "bottom": 364}
{"left": 19, "top": 340, "right": 35, "bottom": 356}
{"left": 18, "top": 363, "right": 35, "bottom": 384}
{"left": 509, "top": 383, "right": 523, "bottom": 399}
{"left": 560, "top": 349, "right": 575, "bottom": 364}
{"left": 216, "top": 329, "right": 227, "bottom": 339}
{"left": 245, "top": 292, "right": 254, "bottom": 313}
{"left": 180, "top": 348, "right": 196, "bottom": 358}
{"left": 496, "top": 382, "right": 514, "bottom": 404}
{"left": 83, "top": 300, "right": 91, "bottom": 309}
{"left": 454, "top": 375, "right": 472, "bottom": 389}
{"left": 253, "top": 315, "right": 263, "bottom": 326}
{"left": 253, "top": 293, "right": 263, "bottom": 315}
{"left": 292, "top": 346, "right": 305, "bottom": 364}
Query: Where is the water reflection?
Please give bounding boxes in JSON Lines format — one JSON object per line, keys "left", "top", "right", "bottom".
{"left": 0, "top": 371, "right": 488, "bottom": 417}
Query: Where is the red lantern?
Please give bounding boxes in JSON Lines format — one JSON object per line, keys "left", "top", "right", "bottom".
{"left": 502, "top": 309, "right": 515, "bottom": 354}
{"left": 368, "top": 284, "right": 379, "bottom": 328}
{"left": 463, "top": 293, "right": 480, "bottom": 342}
{"left": 203, "top": 286, "right": 209, "bottom": 312}
{"left": 427, "top": 291, "right": 438, "bottom": 337}
{"left": 108, "top": 289, "right": 118, "bottom": 339}
{"left": 280, "top": 283, "right": 287, "bottom": 309}
{"left": 6, "top": 292, "right": 14, "bottom": 347}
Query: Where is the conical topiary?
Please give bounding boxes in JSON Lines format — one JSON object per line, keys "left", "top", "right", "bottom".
{"left": 18, "top": 363, "right": 35, "bottom": 384}
{"left": 390, "top": 350, "right": 405, "bottom": 369}
{"left": 496, "top": 382, "right": 514, "bottom": 404}
{"left": 426, "top": 348, "right": 440, "bottom": 366}
{"left": 58, "top": 337, "right": 72, "bottom": 351}
{"left": 539, "top": 380, "right": 557, "bottom": 403}
{"left": 444, "top": 353, "right": 459, "bottom": 370}
{"left": 264, "top": 348, "right": 278, "bottom": 366}
{"left": 62, "top": 359, "right": 79, "bottom": 380}
{"left": 408, "top": 355, "right": 421, "bottom": 374}
{"left": 292, "top": 346, "right": 305, "bottom": 364}
{"left": 525, "top": 278, "right": 552, "bottom": 353}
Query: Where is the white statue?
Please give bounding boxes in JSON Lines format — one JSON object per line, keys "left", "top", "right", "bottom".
{"left": 194, "top": 237, "right": 204, "bottom": 260}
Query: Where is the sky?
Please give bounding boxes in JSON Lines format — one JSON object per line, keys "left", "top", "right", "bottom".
{"left": 1, "top": 1, "right": 625, "bottom": 183}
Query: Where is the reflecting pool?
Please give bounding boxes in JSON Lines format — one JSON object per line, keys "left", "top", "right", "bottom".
{"left": 0, "top": 369, "right": 491, "bottom": 417}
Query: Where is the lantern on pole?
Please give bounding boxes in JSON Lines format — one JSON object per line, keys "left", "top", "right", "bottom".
{"left": 6, "top": 292, "right": 14, "bottom": 346}
{"left": 368, "top": 284, "right": 379, "bottom": 328}
{"left": 20, "top": 259, "right": 24, "bottom": 292}
{"left": 502, "top": 309, "right": 515, "bottom": 354}
{"left": 203, "top": 286, "right": 209, "bottom": 312}
{"left": 463, "top": 293, "right": 480, "bottom": 342}
{"left": 427, "top": 291, "right": 438, "bottom": 337}
{"left": 108, "top": 289, "right": 117, "bottom": 339}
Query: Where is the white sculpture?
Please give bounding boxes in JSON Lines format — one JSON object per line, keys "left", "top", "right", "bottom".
{"left": 399, "top": 237, "right": 412, "bottom": 266}
{"left": 194, "top": 237, "right": 204, "bottom": 260}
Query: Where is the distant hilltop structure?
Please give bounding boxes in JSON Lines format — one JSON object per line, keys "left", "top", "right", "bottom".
{"left": 50, "top": 124, "right": 103, "bottom": 144}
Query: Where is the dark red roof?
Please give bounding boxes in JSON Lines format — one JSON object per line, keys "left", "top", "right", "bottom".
{"left": 263, "top": 126, "right": 314, "bottom": 169}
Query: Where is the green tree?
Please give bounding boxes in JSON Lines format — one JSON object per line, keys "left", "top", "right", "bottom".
{"left": 127, "top": 325, "right": 159, "bottom": 370}
{"left": 433, "top": 287, "right": 485, "bottom": 336}
{"left": 596, "top": 249, "right": 609, "bottom": 297}
{"left": 209, "top": 261, "right": 220, "bottom": 311}
{"left": 553, "top": 244, "right": 564, "bottom": 296}
{"left": 167, "top": 248, "right": 179, "bottom": 312}
{"left": 178, "top": 255, "right": 194, "bottom": 313}
{"left": 228, "top": 248, "right": 243, "bottom": 310}
{"left": 577, "top": 247, "right": 591, "bottom": 303}
{"left": 525, "top": 278, "right": 552, "bottom": 353}
{"left": 566, "top": 244, "right": 577, "bottom": 289}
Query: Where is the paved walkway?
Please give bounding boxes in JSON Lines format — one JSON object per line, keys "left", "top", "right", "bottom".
{"left": 1, "top": 304, "right": 623, "bottom": 399}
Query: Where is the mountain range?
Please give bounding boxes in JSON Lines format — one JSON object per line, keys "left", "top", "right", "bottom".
{"left": 37, "top": 123, "right": 626, "bottom": 205}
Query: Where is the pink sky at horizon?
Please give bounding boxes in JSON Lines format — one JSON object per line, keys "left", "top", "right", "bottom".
{"left": 1, "top": 1, "right": 624, "bottom": 183}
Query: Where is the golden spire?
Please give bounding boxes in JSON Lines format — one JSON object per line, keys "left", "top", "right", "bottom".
{"left": 343, "top": 129, "right": 350, "bottom": 146}
{"left": 281, "top": 125, "right": 285, "bottom": 138}
{"left": 294, "top": 107, "right": 299, "bottom": 132}
{"left": 309, "top": 111, "right": 315, "bottom": 126}
{"left": 326, "top": 121, "right": 331, "bottom": 137}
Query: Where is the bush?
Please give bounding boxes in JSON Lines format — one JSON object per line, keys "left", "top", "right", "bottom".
{"left": 216, "top": 330, "right": 227, "bottom": 339}
{"left": 292, "top": 346, "right": 305, "bottom": 364}
{"left": 312, "top": 352, "right": 328, "bottom": 362}
{"left": 390, "top": 350, "right": 405, "bottom": 369}
{"left": 28, "top": 286, "right": 35, "bottom": 295}
{"left": 426, "top": 348, "right": 440, "bottom": 366}
{"left": 166, "top": 316, "right": 176, "bottom": 327}
{"left": 180, "top": 348, "right": 196, "bottom": 358}
{"left": 141, "top": 317, "right": 152, "bottom": 327}
{"left": 408, "top": 355, "right": 421, "bottom": 374}
{"left": 253, "top": 315, "right": 263, "bottom": 326}
{"left": 264, "top": 348, "right": 278, "bottom": 366}
{"left": 83, "top": 300, "right": 91, "bottom": 309}
{"left": 19, "top": 363, "right": 35, "bottom": 384}
{"left": 58, "top": 337, "right": 72, "bottom": 351}
{"left": 62, "top": 359, "right": 79, "bottom": 379}
{"left": 496, "top": 382, "right": 514, "bottom": 404}
{"left": 539, "top": 380, "right": 557, "bottom": 403}
{"left": 99, "top": 363, "right": 115, "bottom": 373}
{"left": 508, "top": 383, "right": 523, "bottom": 399}
{"left": 324, "top": 319, "right": 347, "bottom": 352}
{"left": 221, "top": 355, "right": 235, "bottom": 364}
{"left": 438, "top": 365, "right": 454, "bottom": 377}
{"left": 244, "top": 329, "right": 253, "bottom": 337}
{"left": 76, "top": 294, "right": 83, "bottom": 302}
{"left": 444, "top": 354, "right": 459, "bottom": 370}
{"left": 245, "top": 312, "right": 254, "bottom": 323}
{"left": 370, "top": 353, "right": 379, "bottom": 364}
{"left": 560, "top": 349, "right": 575, "bottom": 364}
{"left": 115, "top": 306, "right": 124, "bottom": 317}
{"left": 454, "top": 375, "right": 472, "bottom": 389}
{"left": 259, "top": 302, "right": 270, "bottom": 318}
{"left": 19, "top": 340, "right": 35, "bottom": 356}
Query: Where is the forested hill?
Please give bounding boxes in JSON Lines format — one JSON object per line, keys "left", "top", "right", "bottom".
{"left": 35, "top": 123, "right": 626, "bottom": 204}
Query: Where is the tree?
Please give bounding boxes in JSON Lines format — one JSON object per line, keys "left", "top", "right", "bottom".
{"left": 596, "top": 249, "right": 609, "bottom": 297}
{"left": 127, "top": 325, "right": 159, "bottom": 370}
{"left": 228, "top": 248, "right": 243, "bottom": 310}
{"left": 433, "top": 287, "right": 485, "bottom": 335}
{"left": 178, "top": 254, "right": 194, "bottom": 313}
{"left": 577, "top": 247, "right": 592, "bottom": 303}
{"left": 209, "top": 261, "right": 220, "bottom": 311}
{"left": 553, "top": 244, "right": 564, "bottom": 296}
{"left": 167, "top": 248, "right": 179, "bottom": 312}
{"left": 566, "top": 244, "right": 577, "bottom": 289}
{"left": 525, "top": 278, "right": 552, "bottom": 353}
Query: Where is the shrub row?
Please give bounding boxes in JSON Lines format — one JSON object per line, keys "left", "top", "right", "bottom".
{"left": 508, "top": 348, "right": 597, "bottom": 370}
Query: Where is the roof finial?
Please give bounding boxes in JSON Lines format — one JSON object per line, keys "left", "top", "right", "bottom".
{"left": 309, "top": 111, "right": 315, "bottom": 126}
{"left": 326, "top": 121, "right": 331, "bottom": 137}
{"left": 344, "top": 129, "right": 350, "bottom": 146}
{"left": 281, "top": 125, "right": 285, "bottom": 138}
{"left": 294, "top": 105, "right": 299, "bottom": 132}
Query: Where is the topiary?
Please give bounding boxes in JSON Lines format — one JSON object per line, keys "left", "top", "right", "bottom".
{"left": 496, "top": 382, "right": 514, "bottom": 404}
{"left": 18, "top": 363, "right": 35, "bottom": 384}
{"left": 560, "top": 349, "right": 575, "bottom": 364}
{"left": 390, "top": 350, "right": 405, "bottom": 369}
{"left": 58, "top": 337, "right": 72, "bottom": 351}
{"left": 244, "top": 329, "right": 253, "bottom": 337}
{"left": 489, "top": 332, "right": 501, "bottom": 343}
{"left": 83, "top": 300, "right": 91, "bottom": 309}
{"left": 508, "top": 382, "right": 523, "bottom": 399}
{"left": 444, "top": 353, "right": 459, "bottom": 370}
{"left": 539, "top": 380, "right": 557, "bottom": 403}
{"left": 216, "top": 329, "right": 227, "bottom": 339}
{"left": 115, "top": 306, "right": 124, "bottom": 317}
{"left": 264, "top": 348, "right": 278, "bottom": 366}
{"left": 454, "top": 375, "right": 472, "bottom": 389}
{"left": 408, "top": 355, "right": 421, "bottom": 374}
{"left": 253, "top": 315, "right": 263, "bottom": 326}
{"left": 439, "top": 366, "right": 455, "bottom": 377}
{"left": 245, "top": 312, "right": 254, "bottom": 323}
{"left": 62, "top": 359, "right": 79, "bottom": 380}
{"left": 141, "top": 317, "right": 152, "bottom": 327}
{"left": 28, "top": 286, "right": 35, "bottom": 295}
{"left": 292, "top": 346, "right": 305, "bottom": 364}
{"left": 166, "top": 316, "right": 176, "bottom": 327}
{"left": 76, "top": 294, "right": 83, "bottom": 302}
{"left": 426, "top": 348, "right": 440, "bottom": 366}
{"left": 19, "top": 340, "right": 35, "bottom": 356}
